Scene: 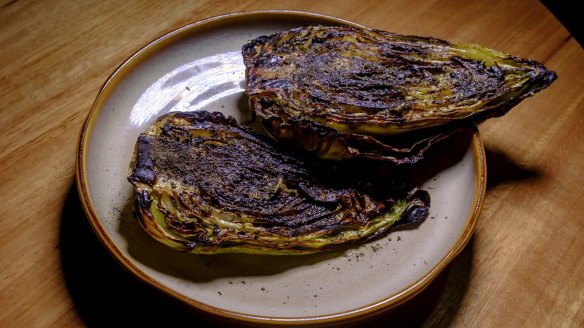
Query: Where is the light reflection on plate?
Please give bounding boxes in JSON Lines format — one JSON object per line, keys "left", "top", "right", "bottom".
{"left": 130, "top": 51, "right": 245, "bottom": 126}
{"left": 77, "top": 11, "right": 485, "bottom": 326}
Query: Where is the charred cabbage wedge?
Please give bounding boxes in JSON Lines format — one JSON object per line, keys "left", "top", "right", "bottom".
{"left": 128, "top": 111, "right": 429, "bottom": 255}
{"left": 243, "top": 25, "right": 557, "bottom": 162}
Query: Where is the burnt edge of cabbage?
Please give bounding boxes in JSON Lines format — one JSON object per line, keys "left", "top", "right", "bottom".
{"left": 127, "top": 111, "right": 430, "bottom": 254}
{"left": 252, "top": 98, "right": 457, "bottom": 163}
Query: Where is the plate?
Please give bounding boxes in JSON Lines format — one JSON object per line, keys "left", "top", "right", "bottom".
{"left": 76, "top": 11, "right": 486, "bottom": 326}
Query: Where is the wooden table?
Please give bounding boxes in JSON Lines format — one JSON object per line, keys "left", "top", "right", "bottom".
{"left": 1, "top": 0, "right": 582, "bottom": 327}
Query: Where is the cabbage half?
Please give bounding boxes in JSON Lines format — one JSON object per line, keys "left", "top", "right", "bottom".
{"left": 242, "top": 25, "right": 557, "bottom": 161}
{"left": 128, "top": 111, "right": 429, "bottom": 255}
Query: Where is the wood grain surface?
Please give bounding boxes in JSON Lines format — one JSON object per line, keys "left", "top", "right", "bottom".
{"left": 1, "top": 0, "right": 582, "bottom": 327}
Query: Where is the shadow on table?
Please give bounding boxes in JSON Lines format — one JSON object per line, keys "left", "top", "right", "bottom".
{"left": 483, "top": 146, "right": 542, "bottom": 190}
{"left": 59, "top": 183, "right": 223, "bottom": 327}
{"left": 540, "top": 0, "right": 582, "bottom": 46}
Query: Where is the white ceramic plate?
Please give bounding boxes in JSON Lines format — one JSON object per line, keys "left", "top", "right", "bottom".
{"left": 77, "top": 11, "right": 486, "bottom": 326}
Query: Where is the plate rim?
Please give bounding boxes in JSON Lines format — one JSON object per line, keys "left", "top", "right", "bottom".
{"left": 75, "top": 10, "right": 487, "bottom": 326}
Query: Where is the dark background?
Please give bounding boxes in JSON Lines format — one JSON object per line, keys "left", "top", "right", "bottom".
{"left": 541, "top": 0, "right": 582, "bottom": 45}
